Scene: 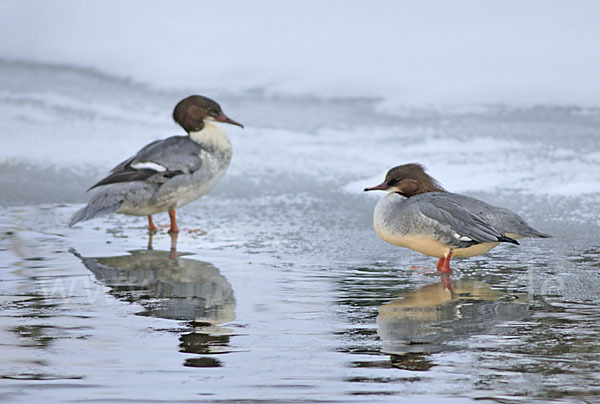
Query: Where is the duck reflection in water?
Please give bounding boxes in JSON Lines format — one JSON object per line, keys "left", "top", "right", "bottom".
{"left": 377, "top": 277, "right": 529, "bottom": 369}
{"left": 73, "top": 233, "right": 235, "bottom": 367}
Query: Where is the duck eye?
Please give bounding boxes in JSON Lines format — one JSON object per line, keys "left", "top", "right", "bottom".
{"left": 388, "top": 178, "right": 399, "bottom": 186}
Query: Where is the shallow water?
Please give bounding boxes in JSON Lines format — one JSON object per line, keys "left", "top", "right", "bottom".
{"left": 1, "top": 61, "right": 600, "bottom": 403}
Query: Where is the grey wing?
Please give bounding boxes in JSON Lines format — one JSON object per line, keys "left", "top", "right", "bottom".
{"left": 446, "top": 193, "right": 551, "bottom": 238}
{"left": 416, "top": 194, "right": 519, "bottom": 247}
{"left": 129, "top": 136, "right": 204, "bottom": 173}
{"left": 106, "top": 139, "right": 163, "bottom": 174}
{"left": 89, "top": 136, "right": 204, "bottom": 190}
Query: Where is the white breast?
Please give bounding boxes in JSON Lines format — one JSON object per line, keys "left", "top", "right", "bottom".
{"left": 148, "top": 122, "right": 233, "bottom": 211}
{"left": 189, "top": 122, "right": 232, "bottom": 154}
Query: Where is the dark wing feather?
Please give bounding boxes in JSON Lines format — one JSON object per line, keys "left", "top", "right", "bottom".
{"left": 89, "top": 136, "right": 203, "bottom": 190}
{"left": 88, "top": 170, "right": 157, "bottom": 190}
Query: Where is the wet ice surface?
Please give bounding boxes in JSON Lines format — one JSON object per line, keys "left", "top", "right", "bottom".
{"left": 1, "top": 61, "right": 600, "bottom": 403}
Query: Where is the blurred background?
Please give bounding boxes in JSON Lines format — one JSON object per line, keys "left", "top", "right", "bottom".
{"left": 1, "top": 0, "right": 599, "bottom": 205}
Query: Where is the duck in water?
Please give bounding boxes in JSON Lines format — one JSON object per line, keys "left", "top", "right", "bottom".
{"left": 70, "top": 95, "right": 243, "bottom": 233}
{"left": 364, "top": 163, "right": 550, "bottom": 273}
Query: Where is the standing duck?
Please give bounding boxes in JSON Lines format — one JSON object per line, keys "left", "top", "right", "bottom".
{"left": 70, "top": 95, "right": 243, "bottom": 233}
{"left": 364, "top": 163, "right": 550, "bottom": 273}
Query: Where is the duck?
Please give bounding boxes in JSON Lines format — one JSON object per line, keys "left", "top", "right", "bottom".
{"left": 364, "top": 163, "right": 550, "bottom": 273}
{"left": 69, "top": 95, "right": 243, "bottom": 233}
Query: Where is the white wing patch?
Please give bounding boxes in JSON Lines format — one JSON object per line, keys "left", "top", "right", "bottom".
{"left": 131, "top": 162, "right": 167, "bottom": 172}
{"left": 453, "top": 231, "right": 473, "bottom": 242}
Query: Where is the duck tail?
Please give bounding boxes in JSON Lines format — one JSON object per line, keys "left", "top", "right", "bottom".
{"left": 530, "top": 229, "right": 552, "bottom": 238}
{"left": 508, "top": 227, "right": 552, "bottom": 239}
{"left": 69, "top": 193, "right": 123, "bottom": 227}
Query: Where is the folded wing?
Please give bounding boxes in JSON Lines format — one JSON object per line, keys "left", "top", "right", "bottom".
{"left": 89, "top": 136, "right": 204, "bottom": 190}
{"left": 416, "top": 194, "right": 519, "bottom": 248}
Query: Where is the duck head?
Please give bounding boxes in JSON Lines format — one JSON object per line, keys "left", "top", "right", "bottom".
{"left": 173, "top": 95, "right": 243, "bottom": 133}
{"left": 364, "top": 163, "right": 445, "bottom": 197}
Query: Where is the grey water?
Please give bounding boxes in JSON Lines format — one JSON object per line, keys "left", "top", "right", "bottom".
{"left": 1, "top": 60, "right": 600, "bottom": 403}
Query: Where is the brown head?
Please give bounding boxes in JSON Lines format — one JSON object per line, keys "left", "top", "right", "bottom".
{"left": 173, "top": 95, "right": 243, "bottom": 133}
{"left": 364, "top": 163, "right": 446, "bottom": 197}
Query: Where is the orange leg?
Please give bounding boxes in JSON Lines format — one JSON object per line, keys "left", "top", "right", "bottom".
{"left": 168, "top": 209, "right": 179, "bottom": 233}
{"left": 436, "top": 257, "right": 445, "bottom": 270}
{"left": 440, "top": 251, "right": 453, "bottom": 274}
{"left": 148, "top": 215, "right": 157, "bottom": 232}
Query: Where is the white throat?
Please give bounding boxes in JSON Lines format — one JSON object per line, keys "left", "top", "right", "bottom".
{"left": 189, "top": 121, "right": 232, "bottom": 151}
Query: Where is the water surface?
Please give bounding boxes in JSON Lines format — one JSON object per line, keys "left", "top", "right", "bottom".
{"left": 0, "top": 61, "right": 599, "bottom": 403}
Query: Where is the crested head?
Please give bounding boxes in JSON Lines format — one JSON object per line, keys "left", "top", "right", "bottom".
{"left": 364, "top": 163, "right": 446, "bottom": 197}
{"left": 173, "top": 95, "right": 243, "bottom": 133}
